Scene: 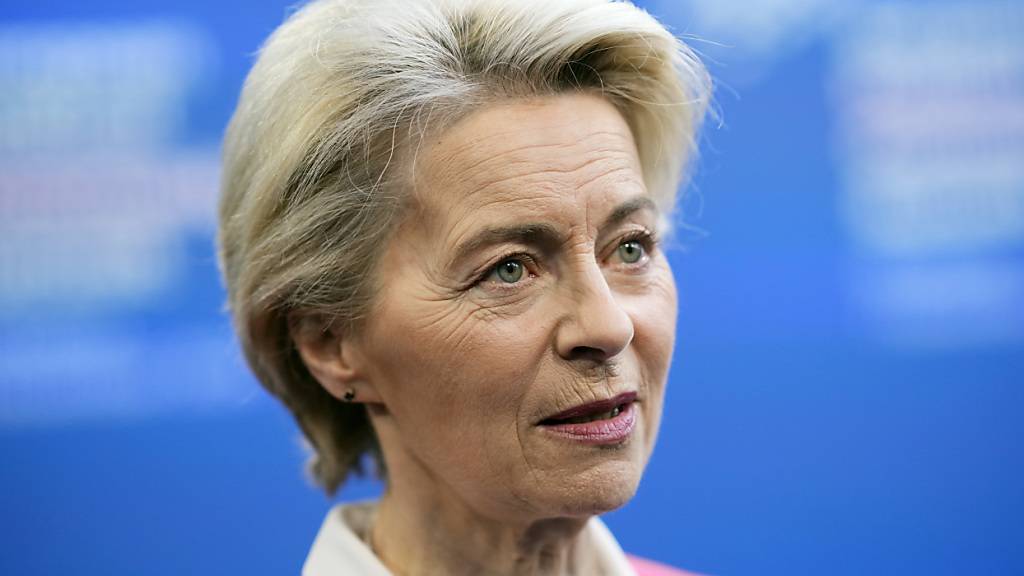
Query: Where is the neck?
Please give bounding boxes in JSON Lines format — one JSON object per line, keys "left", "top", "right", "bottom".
{"left": 369, "top": 463, "right": 599, "bottom": 576}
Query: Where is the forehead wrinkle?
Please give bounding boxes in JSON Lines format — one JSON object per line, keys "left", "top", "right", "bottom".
{"left": 429, "top": 127, "right": 634, "bottom": 186}
{"left": 405, "top": 95, "right": 646, "bottom": 271}
{"left": 414, "top": 150, "right": 643, "bottom": 240}
{"left": 441, "top": 138, "right": 641, "bottom": 210}
{"left": 440, "top": 140, "right": 570, "bottom": 183}
{"left": 426, "top": 156, "right": 646, "bottom": 267}
{"left": 452, "top": 150, "right": 636, "bottom": 201}
{"left": 446, "top": 128, "right": 634, "bottom": 172}
{"left": 571, "top": 161, "right": 644, "bottom": 195}
{"left": 440, "top": 128, "right": 633, "bottom": 166}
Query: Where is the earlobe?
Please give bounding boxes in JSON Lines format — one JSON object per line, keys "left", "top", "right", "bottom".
{"left": 289, "top": 314, "right": 383, "bottom": 405}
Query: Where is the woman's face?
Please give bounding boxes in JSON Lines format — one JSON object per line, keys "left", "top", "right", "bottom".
{"left": 351, "top": 93, "right": 678, "bottom": 523}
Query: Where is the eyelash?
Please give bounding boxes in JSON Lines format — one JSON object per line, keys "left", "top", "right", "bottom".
{"left": 471, "top": 227, "right": 660, "bottom": 289}
{"left": 610, "top": 229, "right": 659, "bottom": 266}
{"left": 473, "top": 252, "right": 539, "bottom": 290}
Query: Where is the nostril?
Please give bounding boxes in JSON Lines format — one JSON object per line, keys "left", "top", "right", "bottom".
{"left": 569, "top": 345, "right": 609, "bottom": 363}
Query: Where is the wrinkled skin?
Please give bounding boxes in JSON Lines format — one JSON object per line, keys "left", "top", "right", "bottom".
{"left": 305, "top": 93, "right": 678, "bottom": 574}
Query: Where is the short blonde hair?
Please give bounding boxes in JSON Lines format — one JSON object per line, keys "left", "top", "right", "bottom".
{"left": 218, "top": 0, "right": 711, "bottom": 494}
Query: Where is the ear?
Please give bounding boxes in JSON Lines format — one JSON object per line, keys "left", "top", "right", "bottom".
{"left": 289, "top": 314, "right": 383, "bottom": 405}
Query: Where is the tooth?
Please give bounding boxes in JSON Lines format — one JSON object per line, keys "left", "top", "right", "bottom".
{"left": 556, "top": 406, "right": 625, "bottom": 425}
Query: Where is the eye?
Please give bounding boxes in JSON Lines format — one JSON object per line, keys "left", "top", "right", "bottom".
{"left": 616, "top": 240, "right": 645, "bottom": 264}
{"left": 492, "top": 258, "right": 525, "bottom": 283}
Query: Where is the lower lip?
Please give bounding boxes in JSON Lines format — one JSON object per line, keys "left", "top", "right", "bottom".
{"left": 539, "top": 402, "right": 637, "bottom": 445}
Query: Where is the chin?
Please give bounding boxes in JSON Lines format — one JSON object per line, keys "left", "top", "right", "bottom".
{"left": 557, "top": 479, "right": 641, "bottom": 518}
{"left": 515, "top": 406, "right": 655, "bottom": 519}
{"left": 534, "top": 453, "right": 646, "bottom": 518}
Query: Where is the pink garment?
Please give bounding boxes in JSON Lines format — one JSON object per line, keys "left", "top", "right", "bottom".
{"left": 627, "top": 554, "right": 703, "bottom": 576}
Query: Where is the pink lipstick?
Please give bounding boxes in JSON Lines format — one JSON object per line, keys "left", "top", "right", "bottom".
{"left": 538, "top": 392, "right": 637, "bottom": 445}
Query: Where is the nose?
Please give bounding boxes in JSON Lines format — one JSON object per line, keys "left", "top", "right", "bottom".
{"left": 554, "top": 263, "right": 635, "bottom": 363}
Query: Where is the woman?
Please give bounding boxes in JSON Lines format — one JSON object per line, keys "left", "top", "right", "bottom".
{"left": 218, "top": 0, "right": 711, "bottom": 574}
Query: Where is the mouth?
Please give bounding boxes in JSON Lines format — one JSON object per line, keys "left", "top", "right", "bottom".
{"left": 537, "top": 392, "right": 638, "bottom": 445}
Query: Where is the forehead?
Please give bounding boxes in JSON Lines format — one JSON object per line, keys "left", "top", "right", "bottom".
{"left": 409, "top": 93, "right": 646, "bottom": 230}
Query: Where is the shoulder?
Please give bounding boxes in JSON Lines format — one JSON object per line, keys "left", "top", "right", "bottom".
{"left": 303, "top": 502, "right": 390, "bottom": 576}
{"left": 587, "top": 517, "right": 706, "bottom": 576}
{"left": 627, "top": 554, "right": 706, "bottom": 576}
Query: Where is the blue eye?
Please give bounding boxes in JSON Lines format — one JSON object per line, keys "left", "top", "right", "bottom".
{"left": 617, "top": 240, "right": 644, "bottom": 264}
{"left": 494, "top": 259, "right": 525, "bottom": 283}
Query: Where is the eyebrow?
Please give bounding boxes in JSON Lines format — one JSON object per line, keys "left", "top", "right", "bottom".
{"left": 601, "top": 195, "right": 658, "bottom": 230}
{"left": 450, "top": 195, "right": 659, "bottom": 267}
{"left": 451, "top": 223, "right": 566, "bottom": 268}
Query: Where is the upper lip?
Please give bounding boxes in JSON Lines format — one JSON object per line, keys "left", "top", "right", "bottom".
{"left": 538, "top": 391, "right": 638, "bottom": 424}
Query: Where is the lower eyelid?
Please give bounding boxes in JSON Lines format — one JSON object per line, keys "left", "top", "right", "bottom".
{"left": 616, "top": 258, "right": 650, "bottom": 271}
{"left": 478, "top": 273, "right": 536, "bottom": 295}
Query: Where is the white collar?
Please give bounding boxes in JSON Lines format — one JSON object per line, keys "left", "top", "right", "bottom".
{"left": 302, "top": 501, "right": 638, "bottom": 575}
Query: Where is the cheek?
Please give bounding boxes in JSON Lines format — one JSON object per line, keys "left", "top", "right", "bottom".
{"left": 363, "top": 284, "right": 546, "bottom": 465}
{"left": 627, "top": 260, "right": 678, "bottom": 371}
{"left": 647, "top": 271, "right": 678, "bottom": 370}
{"left": 626, "top": 263, "right": 678, "bottom": 450}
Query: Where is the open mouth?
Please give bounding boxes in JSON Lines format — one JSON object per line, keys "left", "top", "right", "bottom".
{"left": 538, "top": 391, "right": 638, "bottom": 426}
{"left": 537, "top": 392, "right": 638, "bottom": 445}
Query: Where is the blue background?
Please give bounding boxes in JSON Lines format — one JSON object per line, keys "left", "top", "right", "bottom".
{"left": 1, "top": 1, "right": 1022, "bottom": 574}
